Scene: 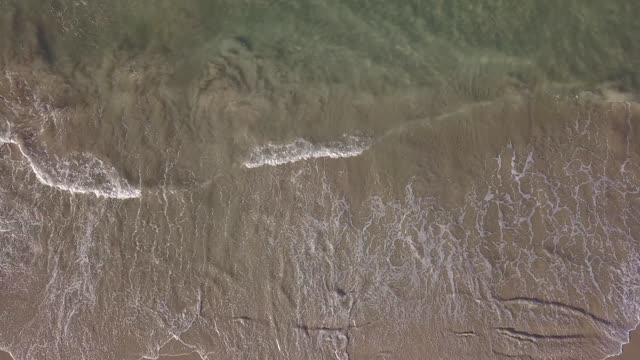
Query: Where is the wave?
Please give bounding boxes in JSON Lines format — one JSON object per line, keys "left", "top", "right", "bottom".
{"left": 2, "top": 135, "right": 140, "bottom": 199}
{"left": 243, "top": 136, "right": 371, "bottom": 168}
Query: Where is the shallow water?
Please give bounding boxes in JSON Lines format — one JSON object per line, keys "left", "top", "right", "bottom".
{"left": 1, "top": 1, "right": 639, "bottom": 359}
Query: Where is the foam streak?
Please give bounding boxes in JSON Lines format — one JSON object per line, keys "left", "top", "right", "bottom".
{"left": 243, "top": 136, "right": 370, "bottom": 168}
{"left": 1, "top": 137, "right": 140, "bottom": 199}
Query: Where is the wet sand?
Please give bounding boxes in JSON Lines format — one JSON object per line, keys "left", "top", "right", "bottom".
{"left": 156, "top": 355, "right": 202, "bottom": 360}
{"left": 3, "top": 329, "right": 639, "bottom": 360}
{"left": 148, "top": 327, "right": 640, "bottom": 360}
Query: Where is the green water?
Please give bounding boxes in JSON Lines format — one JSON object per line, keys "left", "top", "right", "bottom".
{"left": 3, "top": 1, "right": 639, "bottom": 93}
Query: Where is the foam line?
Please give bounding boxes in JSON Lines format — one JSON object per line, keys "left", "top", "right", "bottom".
{"left": 243, "top": 136, "right": 370, "bottom": 168}
{"left": 1, "top": 136, "right": 140, "bottom": 199}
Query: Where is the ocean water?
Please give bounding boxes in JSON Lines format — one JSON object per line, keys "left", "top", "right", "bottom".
{"left": 0, "top": 1, "right": 639, "bottom": 359}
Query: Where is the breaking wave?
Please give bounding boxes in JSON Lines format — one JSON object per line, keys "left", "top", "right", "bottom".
{"left": 243, "top": 136, "right": 371, "bottom": 168}
{"left": 1, "top": 135, "right": 140, "bottom": 199}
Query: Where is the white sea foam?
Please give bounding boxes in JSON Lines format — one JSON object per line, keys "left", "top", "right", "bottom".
{"left": 1, "top": 135, "right": 140, "bottom": 199}
{"left": 0, "top": 127, "right": 11, "bottom": 144}
{"left": 243, "top": 136, "right": 371, "bottom": 168}
{"left": 20, "top": 145, "right": 141, "bottom": 199}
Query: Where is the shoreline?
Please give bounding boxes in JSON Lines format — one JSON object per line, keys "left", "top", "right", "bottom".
{"left": 608, "top": 327, "right": 640, "bottom": 360}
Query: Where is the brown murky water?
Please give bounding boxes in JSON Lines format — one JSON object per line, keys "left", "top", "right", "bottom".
{"left": 1, "top": 1, "right": 639, "bottom": 359}
{"left": 609, "top": 328, "right": 640, "bottom": 360}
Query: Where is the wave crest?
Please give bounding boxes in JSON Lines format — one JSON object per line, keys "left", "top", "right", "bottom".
{"left": 2, "top": 135, "right": 140, "bottom": 199}
{"left": 243, "top": 136, "right": 371, "bottom": 168}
